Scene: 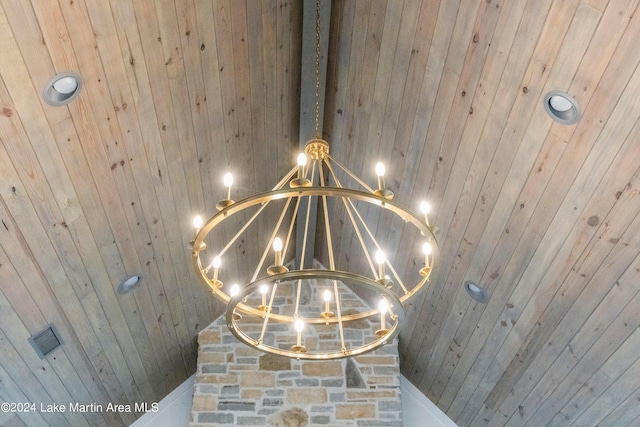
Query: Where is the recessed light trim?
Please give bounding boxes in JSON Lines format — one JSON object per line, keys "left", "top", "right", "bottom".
{"left": 543, "top": 90, "right": 580, "bottom": 125}
{"left": 117, "top": 274, "right": 142, "bottom": 295}
{"left": 43, "top": 72, "right": 83, "bottom": 106}
{"left": 464, "top": 281, "right": 488, "bottom": 303}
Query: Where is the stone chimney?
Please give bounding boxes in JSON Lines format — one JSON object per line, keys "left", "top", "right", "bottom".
{"left": 190, "top": 279, "right": 403, "bottom": 426}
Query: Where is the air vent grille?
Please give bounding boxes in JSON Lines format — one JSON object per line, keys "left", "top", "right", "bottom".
{"left": 28, "top": 324, "right": 63, "bottom": 359}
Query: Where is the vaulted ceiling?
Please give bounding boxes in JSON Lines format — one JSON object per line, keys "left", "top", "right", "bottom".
{"left": 1, "top": 0, "right": 640, "bottom": 426}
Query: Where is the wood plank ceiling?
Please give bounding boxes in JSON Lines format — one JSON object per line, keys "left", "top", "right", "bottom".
{"left": 1, "top": 0, "right": 639, "bottom": 426}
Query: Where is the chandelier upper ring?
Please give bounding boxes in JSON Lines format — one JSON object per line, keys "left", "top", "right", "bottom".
{"left": 192, "top": 187, "right": 438, "bottom": 253}
{"left": 192, "top": 186, "right": 437, "bottom": 307}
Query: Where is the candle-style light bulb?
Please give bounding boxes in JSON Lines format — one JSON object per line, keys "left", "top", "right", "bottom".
{"left": 193, "top": 215, "right": 203, "bottom": 231}
{"left": 379, "top": 298, "right": 389, "bottom": 330}
{"left": 230, "top": 283, "right": 239, "bottom": 298}
{"left": 267, "top": 237, "right": 289, "bottom": 276}
{"left": 375, "top": 249, "right": 386, "bottom": 279}
{"left": 211, "top": 256, "right": 221, "bottom": 281}
{"left": 323, "top": 289, "right": 332, "bottom": 302}
{"left": 223, "top": 172, "right": 233, "bottom": 199}
{"left": 375, "top": 162, "right": 386, "bottom": 190}
{"left": 422, "top": 242, "right": 432, "bottom": 269}
{"left": 420, "top": 201, "right": 431, "bottom": 226}
{"left": 273, "top": 237, "right": 283, "bottom": 266}
{"left": 294, "top": 318, "right": 305, "bottom": 346}
{"left": 297, "top": 153, "right": 307, "bottom": 179}
{"left": 190, "top": 215, "right": 207, "bottom": 251}
{"left": 323, "top": 289, "right": 332, "bottom": 313}
{"left": 212, "top": 256, "right": 221, "bottom": 269}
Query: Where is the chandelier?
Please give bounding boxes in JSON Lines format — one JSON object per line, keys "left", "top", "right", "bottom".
{"left": 189, "top": 1, "right": 437, "bottom": 360}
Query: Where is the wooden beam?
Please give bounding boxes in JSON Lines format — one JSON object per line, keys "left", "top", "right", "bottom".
{"left": 296, "top": 0, "right": 331, "bottom": 268}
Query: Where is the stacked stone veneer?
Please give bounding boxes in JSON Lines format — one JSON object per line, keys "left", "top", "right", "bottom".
{"left": 190, "top": 278, "right": 403, "bottom": 426}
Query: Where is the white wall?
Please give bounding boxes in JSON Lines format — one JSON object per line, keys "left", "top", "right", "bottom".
{"left": 131, "top": 375, "right": 194, "bottom": 427}
{"left": 400, "top": 375, "right": 458, "bottom": 427}
{"left": 131, "top": 374, "right": 457, "bottom": 427}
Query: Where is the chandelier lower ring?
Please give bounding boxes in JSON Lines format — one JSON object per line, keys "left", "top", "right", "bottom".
{"left": 224, "top": 270, "right": 405, "bottom": 360}
{"left": 222, "top": 269, "right": 405, "bottom": 325}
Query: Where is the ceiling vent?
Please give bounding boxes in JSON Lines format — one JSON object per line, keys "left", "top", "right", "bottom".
{"left": 28, "top": 324, "right": 63, "bottom": 359}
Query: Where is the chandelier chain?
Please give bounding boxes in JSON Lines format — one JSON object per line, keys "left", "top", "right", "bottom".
{"left": 314, "top": 0, "right": 321, "bottom": 139}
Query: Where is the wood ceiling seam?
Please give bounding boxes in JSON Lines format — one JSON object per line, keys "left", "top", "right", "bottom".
{"left": 372, "top": 0, "right": 428, "bottom": 278}
{"left": 431, "top": 0, "right": 587, "bottom": 413}
{"left": 551, "top": 0, "right": 640, "bottom": 144}
{"left": 330, "top": 0, "right": 386, "bottom": 283}
{"left": 229, "top": 2, "right": 256, "bottom": 193}
{"left": 594, "top": 383, "right": 640, "bottom": 426}
{"left": 88, "top": 0, "right": 191, "bottom": 388}
{"left": 194, "top": 0, "right": 227, "bottom": 215}
{"left": 3, "top": 1, "right": 640, "bottom": 424}
{"left": 319, "top": 0, "right": 358, "bottom": 272}
{"left": 172, "top": 0, "right": 220, "bottom": 331}
{"left": 393, "top": 0, "right": 441, "bottom": 202}
{"left": 153, "top": 0, "right": 209, "bottom": 364}
{"left": 405, "top": 0, "right": 510, "bottom": 397}
{"left": 488, "top": 25, "right": 639, "bottom": 426}
{"left": 0, "top": 158, "right": 129, "bottom": 425}
{"left": 192, "top": 0, "right": 231, "bottom": 321}
{"left": 260, "top": 0, "right": 280, "bottom": 188}
{"left": 402, "top": 0, "right": 529, "bottom": 380}
{"left": 78, "top": 0, "right": 178, "bottom": 392}
{"left": 399, "top": 0, "right": 467, "bottom": 369}
{"left": 212, "top": 0, "right": 242, "bottom": 282}
{"left": 0, "top": 241, "right": 113, "bottom": 426}
{"left": 437, "top": 2, "right": 601, "bottom": 419}
{"left": 512, "top": 251, "right": 640, "bottom": 426}
{"left": 0, "top": 8, "right": 155, "bottom": 411}
{"left": 552, "top": 328, "right": 640, "bottom": 425}
{"left": 44, "top": 0, "right": 171, "bottom": 396}
{"left": 470, "top": 0, "right": 640, "bottom": 418}
{"left": 412, "top": 0, "right": 533, "bottom": 398}
{"left": 0, "top": 334, "right": 62, "bottom": 427}
{"left": 400, "top": 0, "right": 484, "bottom": 369}
{"left": 321, "top": 0, "right": 352, "bottom": 162}
{"left": 341, "top": 0, "right": 389, "bottom": 285}
{"left": 112, "top": 0, "right": 195, "bottom": 387}
{"left": 491, "top": 125, "right": 640, "bottom": 424}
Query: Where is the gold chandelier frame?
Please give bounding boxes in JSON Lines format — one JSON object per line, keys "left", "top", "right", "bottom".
{"left": 190, "top": 139, "right": 437, "bottom": 359}
{"left": 190, "top": 0, "right": 436, "bottom": 360}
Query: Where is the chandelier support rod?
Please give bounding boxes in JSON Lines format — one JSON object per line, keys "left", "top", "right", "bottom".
{"left": 327, "top": 154, "right": 377, "bottom": 194}
{"left": 344, "top": 196, "right": 410, "bottom": 295}
{"left": 319, "top": 160, "right": 347, "bottom": 352}
{"left": 324, "top": 159, "right": 378, "bottom": 279}
{"left": 251, "top": 197, "right": 294, "bottom": 283}
{"left": 257, "top": 282, "right": 279, "bottom": 345}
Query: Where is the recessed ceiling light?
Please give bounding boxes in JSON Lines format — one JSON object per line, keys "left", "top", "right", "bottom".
{"left": 117, "top": 274, "right": 142, "bottom": 295}
{"left": 43, "top": 72, "right": 83, "bottom": 106}
{"left": 464, "top": 281, "right": 488, "bottom": 303}
{"left": 543, "top": 90, "right": 580, "bottom": 125}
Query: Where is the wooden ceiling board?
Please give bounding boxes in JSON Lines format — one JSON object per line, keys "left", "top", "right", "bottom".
{"left": 1, "top": 1, "right": 640, "bottom": 426}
